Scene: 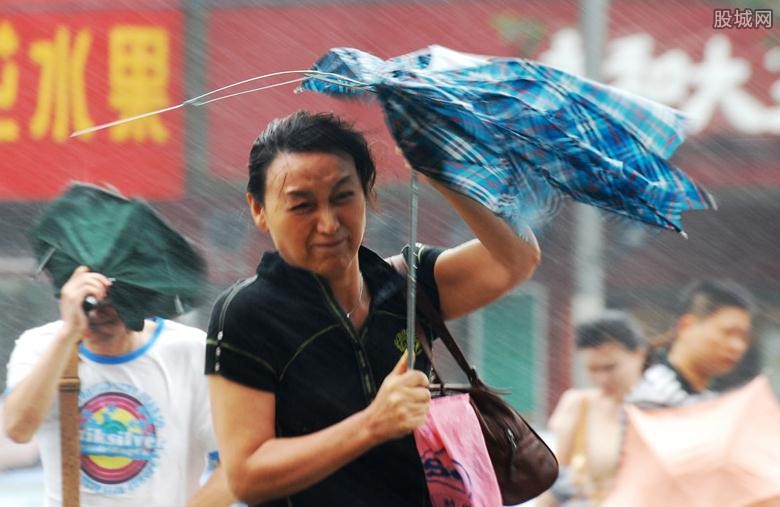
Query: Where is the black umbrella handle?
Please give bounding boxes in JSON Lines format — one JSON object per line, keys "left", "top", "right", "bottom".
{"left": 81, "top": 277, "right": 114, "bottom": 313}
{"left": 82, "top": 296, "right": 98, "bottom": 313}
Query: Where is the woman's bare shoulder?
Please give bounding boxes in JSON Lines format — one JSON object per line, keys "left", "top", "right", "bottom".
{"left": 558, "top": 388, "right": 599, "bottom": 408}
{"left": 549, "top": 388, "right": 598, "bottom": 427}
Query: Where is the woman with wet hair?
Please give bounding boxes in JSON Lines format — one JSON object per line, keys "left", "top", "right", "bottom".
{"left": 205, "top": 111, "right": 541, "bottom": 506}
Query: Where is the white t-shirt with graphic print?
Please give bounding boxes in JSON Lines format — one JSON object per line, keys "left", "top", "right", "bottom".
{"left": 6, "top": 318, "right": 217, "bottom": 507}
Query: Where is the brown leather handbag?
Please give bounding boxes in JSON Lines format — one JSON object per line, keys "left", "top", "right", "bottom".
{"left": 408, "top": 268, "right": 559, "bottom": 505}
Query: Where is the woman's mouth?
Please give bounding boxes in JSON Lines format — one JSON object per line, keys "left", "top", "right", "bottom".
{"left": 313, "top": 238, "right": 346, "bottom": 249}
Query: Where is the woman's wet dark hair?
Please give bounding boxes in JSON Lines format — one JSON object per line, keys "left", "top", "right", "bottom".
{"left": 575, "top": 310, "right": 644, "bottom": 351}
{"left": 247, "top": 110, "right": 377, "bottom": 204}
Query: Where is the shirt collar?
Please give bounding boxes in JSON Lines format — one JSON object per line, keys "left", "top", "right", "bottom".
{"left": 660, "top": 354, "right": 701, "bottom": 394}
{"left": 255, "top": 246, "right": 405, "bottom": 307}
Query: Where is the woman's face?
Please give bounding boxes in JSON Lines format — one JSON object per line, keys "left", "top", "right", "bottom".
{"left": 581, "top": 341, "right": 644, "bottom": 398}
{"left": 248, "top": 151, "right": 366, "bottom": 279}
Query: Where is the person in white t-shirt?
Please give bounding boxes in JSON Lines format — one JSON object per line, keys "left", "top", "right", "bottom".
{"left": 0, "top": 400, "right": 39, "bottom": 472}
{"left": 3, "top": 266, "right": 235, "bottom": 507}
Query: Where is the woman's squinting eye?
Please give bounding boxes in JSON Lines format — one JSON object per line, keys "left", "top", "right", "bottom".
{"left": 333, "top": 191, "right": 355, "bottom": 202}
{"left": 290, "top": 202, "right": 314, "bottom": 212}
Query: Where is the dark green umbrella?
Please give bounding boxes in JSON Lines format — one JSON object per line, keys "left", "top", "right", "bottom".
{"left": 29, "top": 182, "right": 207, "bottom": 331}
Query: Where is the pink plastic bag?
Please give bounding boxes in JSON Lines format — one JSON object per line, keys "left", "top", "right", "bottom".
{"left": 413, "top": 393, "right": 502, "bottom": 507}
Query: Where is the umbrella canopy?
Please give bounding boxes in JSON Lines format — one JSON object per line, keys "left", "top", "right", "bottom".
{"left": 29, "top": 182, "right": 207, "bottom": 331}
{"left": 603, "top": 376, "right": 780, "bottom": 507}
{"left": 301, "top": 45, "right": 714, "bottom": 235}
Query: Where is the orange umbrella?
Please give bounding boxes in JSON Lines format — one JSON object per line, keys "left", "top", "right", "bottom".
{"left": 603, "top": 376, "right": 780, "bottom": 507}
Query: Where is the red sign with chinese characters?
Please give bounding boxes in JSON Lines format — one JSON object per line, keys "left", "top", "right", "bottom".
{"left": 0, "top": 10, "right": 184, "bottom": 200}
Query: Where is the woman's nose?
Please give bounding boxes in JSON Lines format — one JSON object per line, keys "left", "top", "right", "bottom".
{"left": 728, "top": 335, "right": 748, "bottom": 355}
{"left": 317, "top": 206, "right": 339, "bottom": 233}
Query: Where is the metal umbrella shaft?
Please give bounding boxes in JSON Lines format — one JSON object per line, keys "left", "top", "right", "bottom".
{"left": 406, "top": 171, "right": 419, "bottom": 369}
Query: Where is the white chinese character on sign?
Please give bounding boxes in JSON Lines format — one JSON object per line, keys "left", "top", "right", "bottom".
{"left": 539, "top": 28, "right": 780, "bottom": 135}
{"left": 603, "top": 34, "right": 692, "bottom": 105}
{"left": 601, "top": 33, "right": 654, "bottom": 95}
{"left": 733, "top": 8, "right": 755, "bottom": 29}
{"left": 537, "top": 28, "right": 584, "bottom": 76}
{"left": 713, "top": 8, "right": 733, "bottom": 29}
{"left": 683, "top": 35, "right": 752, "bottom": 132}
{"left": 687, "top": 35, "right": 779, "bottom": 134}
{"left": 755, "top": 10, "right": 774, "bottom": 29}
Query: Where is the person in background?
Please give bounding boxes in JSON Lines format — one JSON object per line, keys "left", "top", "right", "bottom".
{"left": 205, "top": 110, "right": 541, "bottom": 506}
{"left": 539, "top": 310, "right": 646, "bottom": 506}
{"left": 626, "top": 279, "right": 753, "bottom": 409}
{"left": 3, "top": 266, "right": 235, "bottom": 507}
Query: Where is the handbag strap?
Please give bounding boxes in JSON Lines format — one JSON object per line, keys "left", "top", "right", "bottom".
{"left": 572, "top": 396, "right": 589, "bottom": 462}
{"left": 389, "top": 255, "right": 479, "bottom": 387}
{"left": 59, "top": 343, "right": 81, "bottom": 507}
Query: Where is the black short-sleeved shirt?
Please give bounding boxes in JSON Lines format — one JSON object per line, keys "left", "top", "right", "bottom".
{"left": 206, "top": 245, "right": 442, "bottom": 507}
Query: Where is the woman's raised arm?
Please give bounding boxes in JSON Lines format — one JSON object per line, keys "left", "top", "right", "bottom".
{"left": 428, "top": 178, "right": 541, "bottom": 320}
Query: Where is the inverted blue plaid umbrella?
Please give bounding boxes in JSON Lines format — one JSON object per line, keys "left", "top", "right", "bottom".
{"left": 300, "top": 45, "right": 714, "bottom": 236}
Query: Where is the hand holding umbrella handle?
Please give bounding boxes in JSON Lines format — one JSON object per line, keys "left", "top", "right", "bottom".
{"left": 81, "top": 277, "right": 114, "bottom": 313}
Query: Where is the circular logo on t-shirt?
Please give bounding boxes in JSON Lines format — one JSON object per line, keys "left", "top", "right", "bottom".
{"left": 79, "top": 382, "right": 165, "bottom": 495}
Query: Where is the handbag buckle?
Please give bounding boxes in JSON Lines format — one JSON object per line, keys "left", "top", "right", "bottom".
{"left": 506, "top": 427, "right": 518, "bottom": 451}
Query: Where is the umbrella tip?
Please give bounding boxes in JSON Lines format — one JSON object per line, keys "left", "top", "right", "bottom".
{"left": 174, "top": 295, "right": 184, "bottom": 314}
{"left": 70, "top": 127, "right": 93, "bottom": 138}
{"left": 35, "top": 246, "right": 56, "bottom": 274}
{"left": 679, "top": 230, "right": 689, "bottom": 240}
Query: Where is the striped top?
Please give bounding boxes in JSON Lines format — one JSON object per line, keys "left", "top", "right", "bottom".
{"left": 626, "top": 357, "right": 714, "bottom": 409}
